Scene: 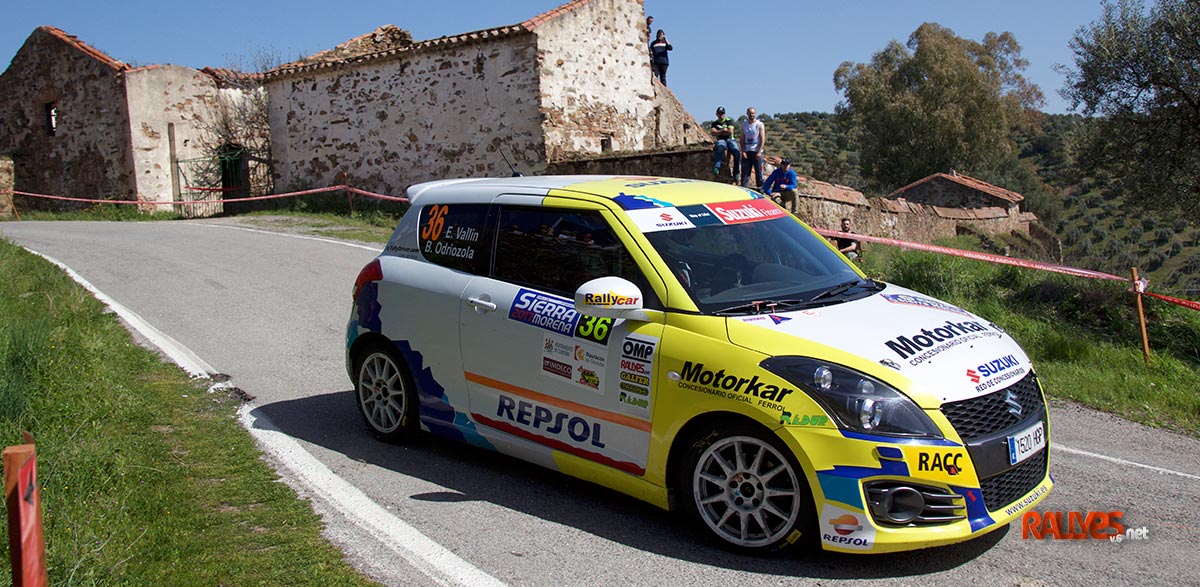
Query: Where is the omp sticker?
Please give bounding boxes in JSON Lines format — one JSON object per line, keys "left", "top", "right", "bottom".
{"left": 625, "top": 208, "right": 696, "bottom": 233}
{"left": 510, "top": 289, "right": 580, "bottom": 336}
{"left": 819, "top": 504, "right": 875, "bottom": 551}
{"left": 705, "top": 199, "right": 787, "bottom": 225}
{"left": 882, "top": 293, "right": 970, "bottom": 316}
{"left": 618, "top": 334, "right": 658, "bottom": 417}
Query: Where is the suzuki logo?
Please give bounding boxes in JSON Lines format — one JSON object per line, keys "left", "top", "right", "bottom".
{"left": 659, "top": 212, "right": 674, "bottom": 222}
{"left": 966, "top": 369, "right": 981, "bottom": 384}
{"left": 1005, "top": 390, "right": 1023, "bottom": 418}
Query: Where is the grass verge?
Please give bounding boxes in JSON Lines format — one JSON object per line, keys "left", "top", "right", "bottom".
{"left": 865, "top": 237, "right": 1200, "bottom": 437}
{"left": 0, "top": 238, "right": 378, "bottom": 586}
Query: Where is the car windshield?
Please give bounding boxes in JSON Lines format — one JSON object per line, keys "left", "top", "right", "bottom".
{"left": 643, "top": 214, "right": 872, "bottom": 315}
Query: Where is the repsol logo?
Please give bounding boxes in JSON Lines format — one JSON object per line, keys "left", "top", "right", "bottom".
{"left": 884, "top": 320, "right": 989, "bottom": 359}
{"left": 823, "top": 534, "right": 870, "bottom": 547}
{"left": 679, "top": 362, "right": 794, "bottom": 401}
{"left": 497, "top": 395, "right": 605, "bottom": 448}
{"left": 917, "top": 452, "right": 963, "bottom": 475}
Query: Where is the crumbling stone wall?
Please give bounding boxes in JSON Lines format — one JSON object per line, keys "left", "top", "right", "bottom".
{"left": 0, "top": 155, "right": 13, "bottom": 217}
{"left": 544, "top": 145, "right": 711, "bottom": 177}
{"left": 124, "top": 65, "right": 221, "bottom": 207}
{"left": 0, "top": 27, "right": 135, "bottom": 204}
{"left": 534, "top": 0, "right": 706, "bottom": 159}
{"left": 267, "top": 34, "right": 545, "bottom": 194}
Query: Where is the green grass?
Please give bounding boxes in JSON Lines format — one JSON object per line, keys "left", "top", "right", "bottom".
{"left": 12, "top": 205, "right": 182, "bottom": 222}
{"left": 869, "top": 243, "right": 1200, "bottom": 436}
{"left": 0, "top": 238, "right": 379, "bottom": 586}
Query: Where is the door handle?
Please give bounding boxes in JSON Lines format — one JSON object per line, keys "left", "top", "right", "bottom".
{"left": 467, "top": 297, "right": 497, "bottom": 312}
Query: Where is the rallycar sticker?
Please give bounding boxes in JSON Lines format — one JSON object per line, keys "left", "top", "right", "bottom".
{"left": 625, "top": 207, "right": 697, "bottom": 233}
{"left": 819, "top": 504, "right": 876, "bottom": 551}
{"left": 617, "top": 334, "right": 658, "bottom": 417}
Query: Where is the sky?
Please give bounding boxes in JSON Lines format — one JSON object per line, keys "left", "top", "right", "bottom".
{"left": 1, "top": 0, "right": 1108, "bottom": 118}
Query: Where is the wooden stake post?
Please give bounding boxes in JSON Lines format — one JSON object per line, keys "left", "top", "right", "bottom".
{"left": 1132, "top": 267, "right": 1152, "bottom": 366}
{"left": 3, "top": 441, "right": 47, "bottom": 587}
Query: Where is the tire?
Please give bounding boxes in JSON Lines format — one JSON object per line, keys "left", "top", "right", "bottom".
{"left": 679, "top": 426, "right": 815, "bottom": 553}
{"left": 353, "top": 342, "right": 418, "bottom": 442}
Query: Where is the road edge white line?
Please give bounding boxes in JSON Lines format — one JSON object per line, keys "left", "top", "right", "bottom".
{"left": 23, "top": 245, "right": 508, "bottom": 587}
{"left": 1052, "top": 444, "right": 1200, "bottom": 482}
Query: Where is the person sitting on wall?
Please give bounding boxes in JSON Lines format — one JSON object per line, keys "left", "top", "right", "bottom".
{"left": 835, "top": 217, "right": 862, "bottom": 261}
{"left": 709, "top": 107, "right": 740, "bottom": 177}
{"left": 762, "top": 158, "right": 799, "bottom": 213}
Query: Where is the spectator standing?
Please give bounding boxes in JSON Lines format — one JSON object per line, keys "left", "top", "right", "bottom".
{"left": 650, "top": 30, "right": 672, "bottom": 85}
{"left": 709, "top": 107, "right": 740, "bottom": 177}
{"left": 762, "top": 159, "right": 799, "bottom": 213}
{"left": 740, "top": 107, "right": 766, "bottom": 190}
{"left": 835, "top": 217, "right": 861, "bottom": 260}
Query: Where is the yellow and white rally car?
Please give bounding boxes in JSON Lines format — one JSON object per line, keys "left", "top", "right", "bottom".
{"left": 346, "top": 176, "right": 1052, "bottom": 554}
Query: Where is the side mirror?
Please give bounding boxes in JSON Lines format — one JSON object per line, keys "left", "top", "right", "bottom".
{"left": 574, "top": 277, "right": 648, "bottom": 321}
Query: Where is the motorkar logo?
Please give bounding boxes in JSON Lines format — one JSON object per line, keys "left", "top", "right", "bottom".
{"left": 706, "top": 200, "right": 786, "bottom": 224}
{"left": 885, "top": 320, "right": 990, "bottom": 359}
{"left": 678, "top": 362, "right": 795, "bottom": 402}
{"left": 967, "top": 354, "right": 1020, "bottom": 383}
{"left": 1022, "top": 511, "right": 1148, "bottom": 542}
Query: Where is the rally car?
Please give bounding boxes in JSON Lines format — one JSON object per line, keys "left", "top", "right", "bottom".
{"left": 346, "top": 176, "right": 1052, "bottom": 554}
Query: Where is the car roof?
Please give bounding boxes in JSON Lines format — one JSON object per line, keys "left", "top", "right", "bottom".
{"left": 406, "top": 175, "right": 760, "bottom": 209}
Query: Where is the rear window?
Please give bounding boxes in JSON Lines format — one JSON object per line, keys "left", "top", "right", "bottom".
{"left": 418, "top": 204, "right": 491, "bottom": 274}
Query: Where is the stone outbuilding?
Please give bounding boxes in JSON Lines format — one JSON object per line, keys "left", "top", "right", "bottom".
{"left": 0, "top": 26, "right": 249, "bottom": 212}
{"left": 265, "top": 0, "right": 708, "bottom": 195}
{"left": 883, "top": 171, "right": 1037, "bottom": 236}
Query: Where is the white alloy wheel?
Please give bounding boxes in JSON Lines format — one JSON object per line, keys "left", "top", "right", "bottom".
{"left": 690, "top": 434, "right": 804, "bottom": 549}
{"left": 355, "top": 347, "right": 414, "bottom": 440}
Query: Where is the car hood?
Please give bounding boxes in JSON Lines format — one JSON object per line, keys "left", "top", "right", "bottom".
{"left": 726, "top": 284, "right": 1031, "bottom": 405}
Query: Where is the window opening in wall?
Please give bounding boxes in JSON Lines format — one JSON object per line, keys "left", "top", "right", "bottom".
{"left": 600, "top": 136, "right": 613, "bottom": 153}
{"left": 45, "top": 103, "right": 58, "bottom": 136}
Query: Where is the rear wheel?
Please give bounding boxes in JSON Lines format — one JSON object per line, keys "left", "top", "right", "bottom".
{"left": 680, "top": 427, "right": 814, "bottom": 553}
{"left": 354, "top": 343, "right": 418, "bottom": 442}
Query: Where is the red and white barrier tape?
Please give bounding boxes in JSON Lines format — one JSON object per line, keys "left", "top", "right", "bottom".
{"left": 2, "top": 184, "right": 409, "bottom": 207}
{"left": 814, "top": 228, "right": 1200, "bottom": 313}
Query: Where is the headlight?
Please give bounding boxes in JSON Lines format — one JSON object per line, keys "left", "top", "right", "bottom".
{"left": 761, "top": 357, "right": 942, "bottom": 438}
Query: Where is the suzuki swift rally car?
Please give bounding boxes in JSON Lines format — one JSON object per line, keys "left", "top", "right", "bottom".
{"left": 346, "top": 176, "right": 1052, "bottom": 554}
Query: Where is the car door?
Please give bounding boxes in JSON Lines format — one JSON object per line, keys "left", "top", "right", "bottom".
{"left": 460, "top": 199, "right": 664, "bottom": 477}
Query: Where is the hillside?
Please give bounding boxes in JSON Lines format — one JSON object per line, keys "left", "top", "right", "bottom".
{"left": 724, "top": 112, "right": 1200, "bottom": 296}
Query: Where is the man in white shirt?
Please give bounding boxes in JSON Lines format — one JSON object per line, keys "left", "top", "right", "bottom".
{"left": 739, "top": 107, "right": 766, "bottom": 190}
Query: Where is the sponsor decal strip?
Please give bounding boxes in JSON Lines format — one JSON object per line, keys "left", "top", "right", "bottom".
{"left": 464, "top": 372, "right": 652, "bottom": 432}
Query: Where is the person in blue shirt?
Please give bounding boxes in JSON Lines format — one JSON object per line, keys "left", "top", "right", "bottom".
{"left": 762, "top": 159, "right": 799, "bottom": 213}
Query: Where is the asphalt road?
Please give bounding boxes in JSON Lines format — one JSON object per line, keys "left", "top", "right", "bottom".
{"left": 3, "top": 220, "right": 1199, "bottom": 587}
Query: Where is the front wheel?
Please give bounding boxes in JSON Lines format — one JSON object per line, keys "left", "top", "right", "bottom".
{"left": 680, "top": 427, "right": 814, "bottom": 553}
{"left": 354, "top": 343, "right": 418, "bottom": 442}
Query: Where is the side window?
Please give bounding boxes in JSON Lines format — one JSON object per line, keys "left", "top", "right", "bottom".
{"left": 418, "top": 203, "right": 491, "bottom": 274}
{"left": 494, "top": 206, "right": 660, "bottom": 308}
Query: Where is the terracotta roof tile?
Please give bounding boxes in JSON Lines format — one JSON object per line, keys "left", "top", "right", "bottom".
{"left": 267, "top": 0, "right": 597, "bottom": 81}
{"left": 38, "top": 26, "right": 128, "bottom": 72}
{"left": 888, "top": 171, "right": 1024, "bottom": 203}
{"left": 794, "top": 174, "right": 870, "bottom": 206}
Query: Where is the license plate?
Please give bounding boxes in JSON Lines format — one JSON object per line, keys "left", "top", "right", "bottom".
{"left": 1007, "top": 420, "right": 1045, "bottom": 466}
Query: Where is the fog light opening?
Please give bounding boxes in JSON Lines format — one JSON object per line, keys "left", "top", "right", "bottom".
{"left": 883, "top": 486, "right": 925, "bottom": 524}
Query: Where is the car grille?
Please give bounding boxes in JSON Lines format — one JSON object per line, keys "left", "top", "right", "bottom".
{"left": 941, "top": 372, "right": 1044, "bottom": 441}
{"left": 980, "top": 449, "right": 1047, "bottom": 511}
